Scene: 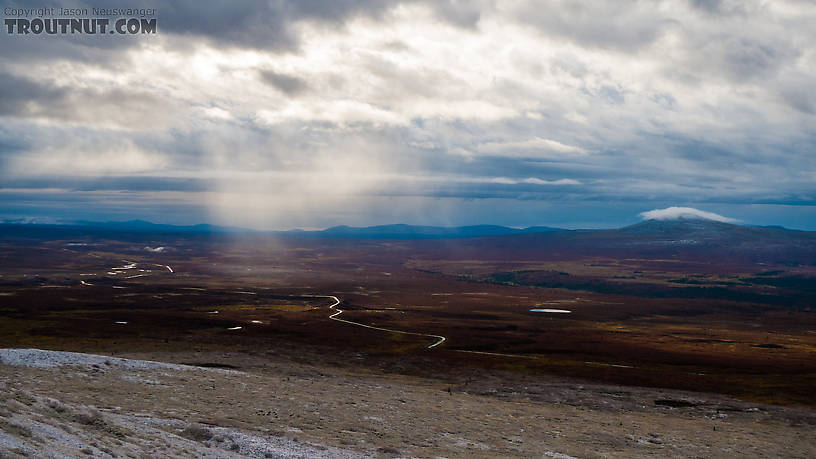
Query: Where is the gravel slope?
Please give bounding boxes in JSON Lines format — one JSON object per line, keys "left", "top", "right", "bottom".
{"left": 2, "top": 348, "right": 815, "bottom": 458}
{"left": 0, "top": 349, "right": 360, "bottom": 458}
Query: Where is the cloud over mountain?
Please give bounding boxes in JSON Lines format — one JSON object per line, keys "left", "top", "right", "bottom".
{"left": 639, "top": 207, "right": 739, "bottom": 223}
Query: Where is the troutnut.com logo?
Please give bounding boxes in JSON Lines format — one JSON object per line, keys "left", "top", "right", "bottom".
{"left": 4, "top": 7, "right": 157, "bottom": 35}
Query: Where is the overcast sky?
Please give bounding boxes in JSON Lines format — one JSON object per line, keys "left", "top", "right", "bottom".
{"left": 1, "top": 0, "right": 815, "bottom": 229}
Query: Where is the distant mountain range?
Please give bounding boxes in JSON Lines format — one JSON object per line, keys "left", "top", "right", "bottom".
{"left": 617, "top": 219, "right": 801, "bottom": 236}
{"left": 73, "top": 220, "right": 253, "bottom": 234}
{"left": 309, "top": 224, "right": 562, "bottom": 239}
{"left": 0, "top": 219, "right": 563, "bottom": 239}
{"left": 0, "top": 218, "right": 811, "bottom": 241}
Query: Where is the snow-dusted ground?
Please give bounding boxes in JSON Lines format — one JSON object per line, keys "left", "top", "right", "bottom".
{"left": 2, "top": 348, "right": 814, "bottom": 458}
{"left": 0, "top": 399, "right": 362, "bottom": 459}
{"left": 0, "top": 348, "right": 196, "bottom": 371}
{"left": 0, "top": 349, "right": 361, "bottom": 458}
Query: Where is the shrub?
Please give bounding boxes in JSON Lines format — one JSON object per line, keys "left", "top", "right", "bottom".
{"left": 181, "top": 425, "right": 213, "bottom": 442}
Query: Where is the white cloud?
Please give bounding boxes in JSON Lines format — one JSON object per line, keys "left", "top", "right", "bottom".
{"left": 488, "top": 177, "right": 581, "bottom": 185}
{"left": 474, "top": 137, "right": 588, "bottom": 158}
{"left": 201, "top": 107, "right": 234, "bottom": 120}
{"left": 638, "top": 206, "right": 739, "bottom": 223}
{"left": 401, "top": 99, "right": 518, "bottom": 122}
{"left": 256, "top": 100, "right": 409, "bottom": 127}
{"left": 524, "top": 177, "right": 581, "bottom": 185}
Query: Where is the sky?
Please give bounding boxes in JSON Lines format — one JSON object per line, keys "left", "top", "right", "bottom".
{"left": 1, "top": 0, "right": 815, "bottom": 230}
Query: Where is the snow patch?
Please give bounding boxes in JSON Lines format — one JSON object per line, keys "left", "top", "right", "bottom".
{"left": 0, "top": 349, "right": 239, "bottom": 374}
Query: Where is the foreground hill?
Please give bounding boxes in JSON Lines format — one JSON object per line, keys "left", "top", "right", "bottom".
{"left": 2, "top": 348, "right": 815, "bottom": 458}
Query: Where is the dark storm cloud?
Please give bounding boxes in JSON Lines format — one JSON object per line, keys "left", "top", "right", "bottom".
{"left": 0, "top": 72, "right": 173, "bottom": 128}
{"left": 0, "top": 1, "right": 144, "bottom": 65}
{"left": 686, "top": 0, "right": 755, "bottom": 16}
{"left": 427, "top": 0, "right": 487, "bottom": 28}
{"left": 780, "top": 75, "right": 815, "bottom": 114}
{"left": 0, "top": 0, "right": 481, "bottom": 53}
{"left": 689, "top": 0, "right": 723, "bottom": 13}
{"left": 511, "top": 0, "right": 674, "bottom": 52}
{"left": 1, "top": 0, "right": 501, "bottom": 54}
{"left": 156, "top": 0, "right": 505, "bottom": 50}
{"left": 0, "top": 72, "right": 66, "bottom": 116}
{"left": 258, "top": 70, "right": 309, "bottom": 96}
{"left": 155, "top": 0, "right": 492, "bottom": 48}
{"left": 0, "top": 0, "right": 399, "bottom": 50}
{"left": 716, "top": 37, "right": 797, "bottom": 82}
{"left": 155, "top": 0, "right": 306, "bottom": 51}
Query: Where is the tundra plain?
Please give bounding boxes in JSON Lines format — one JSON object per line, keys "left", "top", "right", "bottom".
{"left": 1, "top": 222, "right": 815, "bottom": 457}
